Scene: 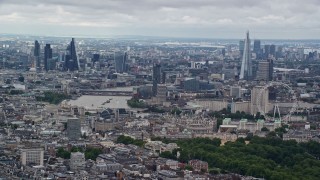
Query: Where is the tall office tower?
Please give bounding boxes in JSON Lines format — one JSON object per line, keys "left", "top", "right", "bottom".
{"left": 240, "top": 31, "right": 252, "bottom": 80}
{"left": 34, "top": 40, "right": 41, "bottom": 70}
{"left": 92, "top": 53, "right": 100, "bottom": 63}
{"left": 34, "top": 40, "right": 40, "bottom": 56}
{"left": 114, "top": 51, "right": 128, "bottom": 73}
{"left": 253, "top": 40, "right": 261, "bottom": 59}
{"left": 21, "top": 148, "right": 44, "bottom": 166}
{"left": 264, "top": 45, "right": 271, "bottom": 58}
{"left": 44, "top": 44, "right": 52, "bottom": 72}
{"left": 256, "top": 59, "right": 273, "bottom": 81}
{"left": 270, "top": 44, "right": 276, "bottom": 57}
{"left": 251, "top": 86, "right": 269, "bottom": 115}
{"left": 152, "top": 64, "right": 161, "bottom": 96}
{"left": 239, "top": 40, "right": 245, "bottom": 57}
{"left": 276, "top": 46, "right": 283, "bottom": 59}
{"left": 65, "top": 38, "right": 80, "bottom": 71}
{"left": 156, "top": 84, "right": 167, "bottom": 102}
{"left": 67, "top": 118, "right": 81, "bottom": 140}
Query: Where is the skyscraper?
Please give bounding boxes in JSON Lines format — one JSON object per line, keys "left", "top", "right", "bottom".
{"left": 34, "top": 40, "right": 41, "bottom": 70}
{"left": 114, "top": 51, "right": 128, "bottom": 73}
{"left": 44, "top": 44, "right": 52, "bottom": 72}
{"left": 253, "top": 40, "right": 261, "bottom": 59}
{"left": 240, "top": 31, "right": 252, "bottom": 80}
{"left": 270, "top": 44, "right": 276, "bottom": 57}
{"left": 34, "top": 40, "right": 40, "bottom": 56}
{"left": 152, "top": 64, "right": 161, "bottom": 96}
{"left": 251, "top": 86, "right": 269, "bottom": 115}
{"left": 256, "top": 59, "right": 273, "bottom": 81}
{"left": 264, "top": 45, "right": 271, "bottom": 59}
{"left": 65, "top": 38, "right": 80, "bottom": 71}
{"left": 239, "top": 40, "right": 245, "bottom": 57}
{"left": 92, "top": 53, "right": 100, "bottom": 63}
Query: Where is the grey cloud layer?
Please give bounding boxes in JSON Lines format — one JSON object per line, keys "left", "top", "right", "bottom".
{"left": 0, "top": 0, "right": 319, "bottom": 38}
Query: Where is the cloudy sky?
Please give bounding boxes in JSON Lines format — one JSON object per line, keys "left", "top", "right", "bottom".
{"left": 0, "top": 0, "right": 319, "bottom": 39}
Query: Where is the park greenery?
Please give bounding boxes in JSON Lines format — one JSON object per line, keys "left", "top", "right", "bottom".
{"left": 35, "top": 91, "right": 70, "bottom": 104}
{"left": 116, "top": 135, "right": 145, "bottom": 147}
{"left": 149, "top": 136, "right": 320, "bottom": 180}
{"left": 127, "top": 98, "right": 147, "bottom": 108}
{"left": 56, "top": 147, "right": 103, "bottom": 160}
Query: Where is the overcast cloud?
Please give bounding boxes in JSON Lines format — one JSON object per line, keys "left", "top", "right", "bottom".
{"left": 0, "top": 0, "right": 319, "bottom": 39}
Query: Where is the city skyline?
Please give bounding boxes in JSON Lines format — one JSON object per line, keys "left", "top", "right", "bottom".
{"left": 1, "top": 0, "right": 320, "bottom": 39}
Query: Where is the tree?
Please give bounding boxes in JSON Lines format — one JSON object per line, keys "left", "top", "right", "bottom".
{"left": 85, "top": 147, "right": 103, "bottom": 160}
{"left": 185, "top": 165, "right": 193, "bottom": 171}
{"left": 261, "top": 127, "right": 269, "bottom": 132}
{"left": 160, "top": 151, "right": 176, "bottom": 160}
{"left": 56, "top": 148, "right": 71, "bottom": 159}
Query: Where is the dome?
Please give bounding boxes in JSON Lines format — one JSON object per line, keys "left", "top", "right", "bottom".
{"left": 29, "top": 67, "right": 36, "bottom": 72}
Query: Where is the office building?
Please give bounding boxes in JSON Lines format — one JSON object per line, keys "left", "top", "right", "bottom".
{"left": 240, "top": 31, "right": 252, "bottom": 80}
{"left": 34, "top": 40, "right": 40, "bottom": 57}
{"left": 256, "top": 59, "right": 273, "bottom": 81}
{"left": 67, "top": 118, "right": 81, "bottom": 140}
{"left": 251, "top": 86, "right": 269, "bottom": 115}
{"left": 34, "top": 40, "right": 41, "bottom": 70}
{"left": 70, "top": 152, "right": 85, "bottom": 171}
{"left": 230, "top": 86, "right": 241, "bottom": 98}
{"left": 152, "top": 64, "right": 161, "bottom": 96}
{"left": 92, "top": 53, "right": 100, "bottom": 63}
{"left": 264, "top": 45, "right": 271, "bottom": 59}
{"left": 184, "top": 78, "right": 200, "bottom": 92}
{"left": 114, "top": 51, "right": 128, "bottom": 73}
{"left": 65, "top": 38, "right": 80, "bottom": 71}
{"left": 253, "top": 40, "right": 261, "bottom": 59}
{"left": 44, "top": 44, "right": 52, "bottom": 72}
{"left": 157, "top": 84, "right": 167, "bottom": 100}
{"left": 21, "top": 148, "right": 44, "bottom": 166}
{"left": 270, "top": 44, "right": 276, "bottom": 57}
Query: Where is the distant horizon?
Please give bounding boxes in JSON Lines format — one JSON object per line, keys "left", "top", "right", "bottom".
{"left": 2, "top": 32, "right": 320, "bottom": 42}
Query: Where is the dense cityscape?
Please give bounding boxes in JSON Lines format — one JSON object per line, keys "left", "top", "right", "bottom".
{"left": 1, "top": 0, "right": 320, "bottom": 179}
{"left": 0, "top": 31, "right": 320, "bottom": 180}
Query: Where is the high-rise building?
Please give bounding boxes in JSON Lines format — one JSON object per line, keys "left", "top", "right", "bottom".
{"left": 240, "top": 31, "right": 252, "bottom": 80}
{"left": 114, "top": 51, "right": 128, "bottom": 73}
{"left": 34, "top": 40, "right": 40, "bottom": 57}
{"left": 65, "top": 38, "right": 80, "bottom": 71}
{"left": 44, "top": 44, "right": 52, "bottom": 72}
{"left": 270, "top": 44, "right": 276, "bottom": 57}
{"left": 264, "top": 45, "right": 271, "bottom": 59}
{"left": 256, "top": 59, "right": 273, "bottom": 81}
{"left": 251, "top": 86, "right": 269, "bottom": 115}
{"left": 152, "top": 64, "right": 161, "bottom": 96}
{"left": 34, "top": 40, "right": 41, "bottom": 70}
{"left": 157, "top": 84, "right": 167, "bottom": 100}
{"left": 253, "top": 40, "right": 261, "bottom": 59}
{"left": 239, "top": 40, "right": 245, "bottom": 57}
{"left": 92, "top": 54, "right": 100, "bottom": 63}
{"left": 67, "top": 118, "right": 81, "bottom": 140}
{"left": 21, "top": 148, "right": 44, "bottom": 166}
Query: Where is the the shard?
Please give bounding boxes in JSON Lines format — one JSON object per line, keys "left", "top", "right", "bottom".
{"left": 240, "top": 31, "right": 252, "bottom": 80}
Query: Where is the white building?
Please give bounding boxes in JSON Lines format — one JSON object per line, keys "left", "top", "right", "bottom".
{"left": 70, "top": 152, "right": 85, "bottom": 171}
{"left": 21, "top": 148, "right": 44, "bottom": 166}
